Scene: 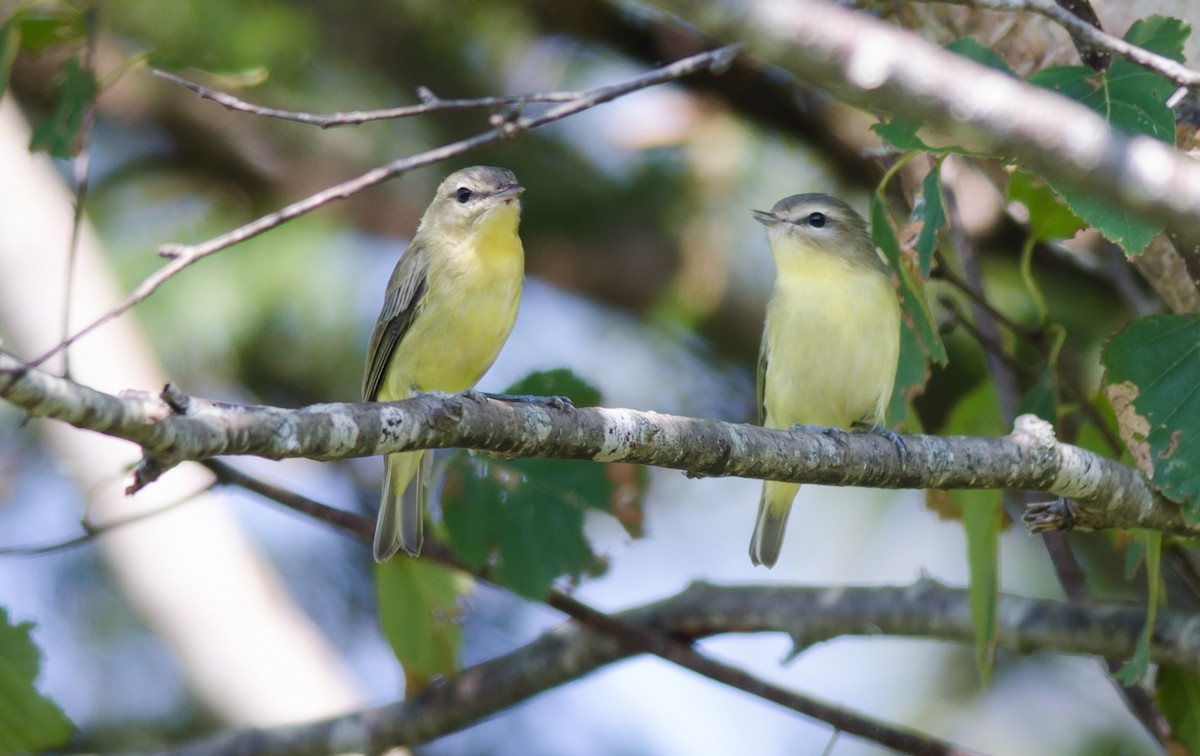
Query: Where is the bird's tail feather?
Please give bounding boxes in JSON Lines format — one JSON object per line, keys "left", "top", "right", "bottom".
{"left": 749, "top": 481, "right": 800, "bottom": 568}
{"left": 374, "top": 450, "right": 427, "bottom": 561}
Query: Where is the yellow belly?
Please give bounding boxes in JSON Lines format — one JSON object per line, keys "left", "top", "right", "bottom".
{"left": 763, "top": 255, "right": 900, "bottom": 430}
{"left": 378, "top": 227, "right": 523, "bottom": 401}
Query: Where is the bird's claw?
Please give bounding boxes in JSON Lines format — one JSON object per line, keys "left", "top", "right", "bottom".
{"left": 483, "top": 391, "right": 574, "bottom": 410}
{"left": 866, "top": 423, "right": 906, "bottom": 455}
{"left": 790, "top": 423, "right": 850, "bottom": 450}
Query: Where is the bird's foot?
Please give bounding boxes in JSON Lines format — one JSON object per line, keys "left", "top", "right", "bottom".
{"left": 481, "top": 391, "right": 575, "bottom": 410}
{"left": 789, "top": 423, "right": 850, "bottom": 450}
{"left": 862, "top": 423, "right": 906, "bottom": 455}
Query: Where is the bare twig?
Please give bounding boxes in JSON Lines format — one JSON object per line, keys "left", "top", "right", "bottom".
{"left": 18, "top": 46, "right": 738, "bottom": 380}
{"left": 154, "top": 69, "right": 589, "bottom": 127}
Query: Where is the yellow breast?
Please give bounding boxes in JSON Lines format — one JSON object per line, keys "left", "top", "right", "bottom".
{"left": 378, "top": 209, "right": 524, "bottom": 400}
{"left": 763, "top": 246, "right": 900, "bottom": 430}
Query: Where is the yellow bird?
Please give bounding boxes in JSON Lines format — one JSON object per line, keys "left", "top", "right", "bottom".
{"left": 362, "top": 166, "right": 525, "bottom": 562}
{"left": 749, "top": 193, "right": 901, "bottom": 568}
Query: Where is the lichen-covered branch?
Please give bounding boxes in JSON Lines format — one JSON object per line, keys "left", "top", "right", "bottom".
{"left": 156, "top": 578, "right": 1199, "bottom": 755}
{"left": 0, "top": 350, "right": 1186, "bottom": 536}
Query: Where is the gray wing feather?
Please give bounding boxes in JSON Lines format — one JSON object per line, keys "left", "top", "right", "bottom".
{"left": 362, "top": 239, "right": 430, "bottom": 401}
{"left": 756, "top": 327, "right": 769, "bottom": 425}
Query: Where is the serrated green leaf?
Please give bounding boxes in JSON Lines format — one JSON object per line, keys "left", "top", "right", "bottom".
{"left": 441, "top": 369, "right": 613, "bottom": 599}
{"left": 29, "top": 56, "right": 97, "bottom": 159}
{"left": 887, "top": 315, "right": 930, "bottom": 427}
{"left": 442, "top": 454, "right": 609, "bottom": 599}
{"left": 375, "top": 557, "right": 466, "bottom": 691}
{"left": 1024, "top": 16, "right": 1188, "bottom": 254}
{"left": 1007, "top": 171, "right": 1086, "bottom": 241}
{"left": 1045, "top": 181, "right": 1159, "bottom": 254}
{"left": 1158, "top": 666, "right": 1200, "bottom": 753}
{"left": 0, "top": 16, "right": 19, "bottom": 101}
{"left": 0, "top": 608, "right": 74, "bottom": 754}
{"left": 1115, "top": 530, "right": 1161, "bottom": 685}
{"left": 1102, "top": 315, "right": 1200, "bottom": 520}
{"left": 871, "top": 195, "right": 947, "bottom": 365}
{"left": 913, "top": 165, "right": 945, "bottom": 278}
{"left": 942, "top": 381, "right": 1004, "bottom": 684}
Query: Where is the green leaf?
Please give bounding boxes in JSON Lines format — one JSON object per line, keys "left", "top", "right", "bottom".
{"left": 1043, "top": 180, "right": 1160, "bottom": 255}
{"left": 441, "top": 369, "right": 613, "bottom": 599}
{"left": 29, "top": 56, "right": 97, "bottom": 159}
{"left": 442, "top": 454, "right": 609, "bottom": 599}
{"left": 16, "top": 10, "right": 86, "bottom": 52}
{"left": 871, "top": 195, "right": 947, "bottom": 365}
{"left": 0, "top": 608, "right": 74, "bottom": 754}
{"left": 1114, "top": 529, "right": 1161, "bottom": 685}
{"left": 375, "top": 558, "right": 466, "bottom": 691}
{"left": 942, "top": 381, "right": 1005, "bottom": 684}
{"left": 0, "top": 16, "right": 19, "bottom": 101}
{"left": 913, "top": 165, "right": 946, "bottom": 278}
{"left": 1015, "top": 365, "right": 1057, "bottom": 424}
{"left": 1102, "top": 315, "right": 1200, "bottom": 521}
{"left": 1026, "top": 17, "right": 1188, "bottom": 254}
{"left": 871, "top": 120, "right": 933, "bottom": 153}
{"left": 1158, "top": 666, "right": 1200, "bottom": 754}
{"left": 887, "top": 314, "right": 930, "bottom": 427}
{"left": 1007, "top": 171, "right": 1086, "bottom": 241}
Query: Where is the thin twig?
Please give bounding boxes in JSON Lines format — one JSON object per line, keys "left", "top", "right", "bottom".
{"left": 155, "top": 69, "right": 587, "bottom": 127}
{"left": 16, "top": 45, "right": 738, "bottom": 382}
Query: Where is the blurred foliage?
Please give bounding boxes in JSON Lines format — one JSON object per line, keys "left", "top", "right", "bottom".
{"left": 0, "top": 608, "right": 74, "bottom": 753}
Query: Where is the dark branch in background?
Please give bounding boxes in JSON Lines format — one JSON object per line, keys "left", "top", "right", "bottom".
{"left": 10, "top": 46, "right": 736, "bottom": 379}
{"left": 1053, "top": 0, "right": 1110, "bottom": 71}
{"left": 205, "top": 460, "right": 970, "bottom": 756}
{"left": 156, "top": 552, "right": 1197, "bottom": 756}
{"left": 0, "top": 351, "right": 1184, "bottom": 537}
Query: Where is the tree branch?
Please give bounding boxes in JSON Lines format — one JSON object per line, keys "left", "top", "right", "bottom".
{"left": 720, "top": 1, "right": 1200, "bottom": 246}
{"left": 156, "top": 578, "right": 1196, "bottom": 755}
{"left": 0, "top": 350, "right": 1184, "bottom": 537}
{"left": 910, "top": 0, "right": 1200, "bottom": 89}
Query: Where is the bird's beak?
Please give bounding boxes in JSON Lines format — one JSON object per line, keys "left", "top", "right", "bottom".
{"left": 494, "top": 183, "right": 525, "bottom": 200}
{"left": 750, "top": 209, "right": 780, "bottom": 226}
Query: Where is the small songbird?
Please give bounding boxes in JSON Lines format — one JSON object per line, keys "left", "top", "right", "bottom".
{"left": 749, "top": 193, "right": 901, "bottom": 568}
{"left": 362, "top": 166, "right": 526, "bottom": 561}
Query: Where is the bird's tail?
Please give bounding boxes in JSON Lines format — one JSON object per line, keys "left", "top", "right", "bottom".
{"left": 375, "top": 450, "right": 427, "bottom": 561}
{"left": 749, "top": 481, "right": 800, "bottom": 568}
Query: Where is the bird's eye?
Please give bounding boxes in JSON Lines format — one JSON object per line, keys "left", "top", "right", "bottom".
{"left": 455, "top": 187, "right": 473, "bottom": 204}
{"left": 806, "top": 212, "right": 827, "bottom": 228}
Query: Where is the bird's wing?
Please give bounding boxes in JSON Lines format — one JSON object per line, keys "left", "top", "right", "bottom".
{"left": 362, "top": 238, "right": 430, "bottom": 401}
{"left": 756, "top": 326, "right": 769, "bottom": 426}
